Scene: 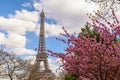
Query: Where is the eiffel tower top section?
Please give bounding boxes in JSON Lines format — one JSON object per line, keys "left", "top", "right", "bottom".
{"left": 38, "top": 9, "right": 46, "bottom": 54}
{"left": 41, "top": 9, "right": 45, "bottom": 17}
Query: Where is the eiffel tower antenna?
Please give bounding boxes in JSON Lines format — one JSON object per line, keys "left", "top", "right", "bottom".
{"left": 42, "top": 4, "right": 44, "bottom": 10}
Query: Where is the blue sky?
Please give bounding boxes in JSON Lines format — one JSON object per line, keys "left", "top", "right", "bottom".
{"left": 0, "top": 0, "right": 99, "bottom": 72}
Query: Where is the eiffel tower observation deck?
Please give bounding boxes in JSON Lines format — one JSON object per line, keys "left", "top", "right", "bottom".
{"left": 29, "top": 10, "right": 55, "bottom": 80}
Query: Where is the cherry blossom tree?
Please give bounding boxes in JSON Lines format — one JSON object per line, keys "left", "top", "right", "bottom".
{"left": 48, "top": 9, "right": 120, "bottom": 80}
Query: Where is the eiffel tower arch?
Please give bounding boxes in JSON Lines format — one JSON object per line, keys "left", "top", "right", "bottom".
{"left": 29, "top": 10, "right": 55, "bottom": 80}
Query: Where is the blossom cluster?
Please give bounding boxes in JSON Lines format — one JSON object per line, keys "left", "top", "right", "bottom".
{"left": 48, "top": 9, "right": 120, "bottom": 80}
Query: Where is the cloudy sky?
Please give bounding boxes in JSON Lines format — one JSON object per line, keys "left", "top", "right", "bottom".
{"left": 0, "top": 0, "right": 99, "bottom": 73}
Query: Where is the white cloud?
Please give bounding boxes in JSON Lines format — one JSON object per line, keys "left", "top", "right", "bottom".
{"left": 48, "top": 58, "right": 59, "bottom": 73}
{"left": 36, "top": 22, "right": 64, "bottom": 37}
{"left": 9, "top": 9, "right": 39, "bottom": 23}
{"left": 0, "top": 9, "right": 38, "bottom": 35}
{"left": 0, "top": 32, "right": 36, "bottom": 55}
{"left": 0, "top": 0, "right": 99, "bottom": 38}
{"left": 24, "top": 55, "right": 36, "bottom": 64}
{"left": 55, "top": 58, "right": 62, "bottom": 64}
{"left": 0, "top": 32, "right": 6, "bottom": 44}
{"left": 0, "top": 9, "right": 38, "bottom": 55}
{"left": 33, "top": 0, "right": 99, "bottom": 34}
{"left": 13, "top": 47, "right": 36, "bottom": 55}
{"left": 0, "top": 6, "right": 62, "bottom": 55}
{"left": 5, "top": 32, "right": 26, "bottom": 48}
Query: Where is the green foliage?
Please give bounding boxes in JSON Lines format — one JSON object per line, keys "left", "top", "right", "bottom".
{"left": 64, "top": 75, "right": 77, "bottom": 80}
{"left": 81, "top": 24, "right": 100, "bottom": 42}
{"left": 81, "top": 23, "right": 119, "bottom": 44}
{"left": 114, "top": 35, "right": 117, "bottom": 43}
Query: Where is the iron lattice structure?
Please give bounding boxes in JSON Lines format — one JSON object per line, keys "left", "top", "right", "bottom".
{"left": 29, "top": 10, "right": 55, "bottom": 80}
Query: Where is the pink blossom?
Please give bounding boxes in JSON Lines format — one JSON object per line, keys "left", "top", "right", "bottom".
{"left": 48, "top": 9, "right": 120, "bottom": 80}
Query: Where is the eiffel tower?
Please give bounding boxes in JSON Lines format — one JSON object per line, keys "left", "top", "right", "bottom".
{"left": 29, "top": 10, "right": 55, "bottom": 80}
